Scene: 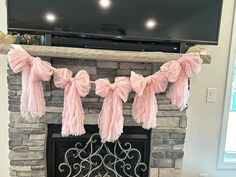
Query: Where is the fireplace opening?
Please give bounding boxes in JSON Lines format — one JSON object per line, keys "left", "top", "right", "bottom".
{"left": 47, "top": 124, "right": 152, "bottom": 177}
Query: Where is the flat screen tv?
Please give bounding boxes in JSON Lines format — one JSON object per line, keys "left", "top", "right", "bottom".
{"left": 7, "top": 0, "right": 223, "bottom": 46}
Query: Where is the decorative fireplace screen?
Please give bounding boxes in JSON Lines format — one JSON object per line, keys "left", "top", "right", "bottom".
{"left": 47, "top": 125, "right": 152, "bottom": 177}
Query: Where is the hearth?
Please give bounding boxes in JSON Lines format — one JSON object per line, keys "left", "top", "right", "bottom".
{"left": 47, "top": 125, "right": 152, "bottom": 177}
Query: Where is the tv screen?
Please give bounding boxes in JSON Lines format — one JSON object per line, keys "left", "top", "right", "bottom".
{"left": 8, "top": 0, "right": 223, "bottom": 44}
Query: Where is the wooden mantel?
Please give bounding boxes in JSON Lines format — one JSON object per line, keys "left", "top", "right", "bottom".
{"left": 0, "top": 43, "right": 211, "bottom": 63}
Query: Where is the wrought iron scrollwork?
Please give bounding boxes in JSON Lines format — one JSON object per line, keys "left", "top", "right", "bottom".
{"left": 58, "top": 133, "right": 147, "bottom": 177}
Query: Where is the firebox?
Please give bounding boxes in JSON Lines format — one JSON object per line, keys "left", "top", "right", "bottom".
{"left": 47, "top": 124, "right": 152, "bottom": 177}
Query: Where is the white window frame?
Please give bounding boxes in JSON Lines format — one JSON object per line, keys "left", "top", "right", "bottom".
{"left": 218, "top": 4, "right": 236, "bottom": 169}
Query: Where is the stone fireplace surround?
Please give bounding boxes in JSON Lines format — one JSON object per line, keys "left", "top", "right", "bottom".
{"left": 8, "top": 57, "right": 186, "bottom": 177}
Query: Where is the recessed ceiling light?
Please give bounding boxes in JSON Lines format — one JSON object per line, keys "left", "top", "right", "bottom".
{"left": 45, "top": 13, "right": 56, "bottom": 23}
{"left": 99, "top": 0, "right": 111, "bottom": 9}
{"left": 145, "top": 19, "right": 157, "bottom": 29}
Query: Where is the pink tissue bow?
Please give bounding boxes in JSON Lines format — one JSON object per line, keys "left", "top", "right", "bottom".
{"left": 131, "top": 71, "right": 168, "bottom": 129}
{"left": 53, "top": 68, "right": 91, "bottom": 136}
{"left": 160, "top": 53, "right": 202, "bottom": 110}
{"left": 95, "top": 77, "right": 131, "bottom": 143}
{"left": 7, "top": 45, "right": 52, "bottom": 120}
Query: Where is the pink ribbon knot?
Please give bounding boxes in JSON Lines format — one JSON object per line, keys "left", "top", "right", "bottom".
{"left": 7, "top": 45, "right": 53, "bottom": 120}
{"left": 53, "top": 68, "right": 91, "bottom": 136}
{"left": 95, "top": 77, "right": 131, "bottom": 143}
{"left": 130, "top": 71, "right": 168, "bottom": 129}
{"left": 160, "top": 53, "right": 202, "bottom": 110}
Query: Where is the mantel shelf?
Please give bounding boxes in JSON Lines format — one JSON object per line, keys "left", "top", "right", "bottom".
{"left": 0, "top": 43, "right": 211, "bottom": 63}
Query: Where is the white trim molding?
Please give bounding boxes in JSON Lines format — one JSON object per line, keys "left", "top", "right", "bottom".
{"left": 218, "top": 1, "right": 236, "bottom": 170}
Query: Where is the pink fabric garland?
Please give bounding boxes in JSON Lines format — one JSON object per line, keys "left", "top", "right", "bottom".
{"left": 160, "top": 53, "right": 202, "bottom": 110}
{"left": 7, "top": 44, "right": 203, "bottom": 138}
{"left": 53, "top": 68, "right": 91, "bottom": 136}
{"left": 7, "top": 45, "right": 53, "bottom": 120}
{"left": 130, "top": 71, "right": 168, "bottom": 129}
{"left": 95, "top": 77, "right": 131, "bottom": 143}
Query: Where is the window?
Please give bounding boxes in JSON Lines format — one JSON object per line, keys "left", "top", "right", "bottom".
{"left": 224, "top": 61, "right": 236, "bottom": 163}
{"left": 218, "top": 9, "right": 236, "bottom": 169}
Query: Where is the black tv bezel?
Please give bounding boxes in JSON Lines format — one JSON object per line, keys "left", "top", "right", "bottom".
{"left": 6, "top": 0, "right": 223, "bottom": 46}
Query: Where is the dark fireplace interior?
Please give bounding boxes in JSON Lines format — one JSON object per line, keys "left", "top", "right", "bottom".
{"left": 47, "top": 125, "right": 152, "bottom": 177}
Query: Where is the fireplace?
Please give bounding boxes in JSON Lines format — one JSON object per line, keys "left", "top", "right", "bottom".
{"left": 47, "top": 125, "right": 151, "bottom": 177}
{"left": 8, "top": 57, "right": 185, "bottom": 177}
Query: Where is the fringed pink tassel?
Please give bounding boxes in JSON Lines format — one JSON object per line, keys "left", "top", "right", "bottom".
{"left": 95, "top": 77, "right": 131, "bottom": 143}
{"left": 7, "top": 45, "right": 52, "bottom": 120}
{"left": 53, "top": 68, "right": 91, "bottom": 136}
{"left": 160, "top": 53, "right": 202, "bottom": 110}
{"left": 130, "top": 71, "right": 168, "bottom": 129}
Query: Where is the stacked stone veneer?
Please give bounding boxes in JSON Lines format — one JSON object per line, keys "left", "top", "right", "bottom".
{"left": 8, "top": 58, "right": 187, "bottom": 177}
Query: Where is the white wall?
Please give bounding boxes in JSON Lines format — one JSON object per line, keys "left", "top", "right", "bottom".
{"left": 0, "top": 0, "right": 9, "bottom": 177}
{"left": 183, "top": 0, "right": 236, "bottom": 177}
